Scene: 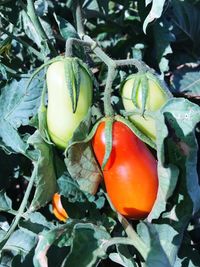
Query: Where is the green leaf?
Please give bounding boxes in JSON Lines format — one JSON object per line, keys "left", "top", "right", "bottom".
{"left": 0, "top": 63, "right": 8, "bottom": 80}
{"left": 19, "top": 212, "right": 54, "bottom": 234}
{"left": 0, "top": 190, "right": 12, "bottom": 212}
{"left": 170, "top": 63, "right": 200, "bottom": 98}
{"left": 54, "top": 14, "right": 79, "bottom": 40}
{"left": 170, "top": 0, "right": 200, "bottom": 47}
{"left": 65, "top": 112, "right": 102, "bottom": 195}
{"left": 34, "top": 0, "right": 48, "bottom": 17}
{"left": 143, "top": 0, "right": 167, "bottom": 33}
{"left": 21, "top": 9, "right": 53, "bottom": 55}
{"left": 174, "top": 233, "right": 200, "bottom": 266}
{"left": 109, "top": 245, "right": 137, "bottom": 267}
{"left": 65, "top": 142, "right": 102, "bottom": 195}
{"left": 0, "top": 120, "right": 29, "bottom": 155}
{"left": 0, "top": 73, "right": 43, "bottom": 154}
{"left": 33, "top": 223, "right": 74, "bottom": 267}
{"left": 58, "top": 173, "right": 88, "bottom": 203}
{"left": 138, "top": 222, "right": 175, "bottom": 266}
{"left": 3, "top": 228, "right": 37, "bottom": 260}
{"left": 144, "top": 98, "right": 200, "bottom": 265}
{"left": 21, "top": 10, "right": 41, "bottom": 48}
{"left": 0, "top": 74, "right": 43, "bottom": 128}
{"left": 63, "top": 223, "right": 110, "bottom": 267}
{"left": 28, "top": 130, "right": 57, "bottom": 210}
{"left": 149, "top": 98, "right": 200, "bottom": 220}
{"left": 57, "top": 175, "right": 111, "bottom": 225}
{"left": 152, "top": 18, "right": 173, "bottom": 73}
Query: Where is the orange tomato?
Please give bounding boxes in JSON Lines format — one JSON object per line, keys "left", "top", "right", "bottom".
{"left": 92, "top": 121, "right": 158, "bottom": 219}
{"left": 52, "top": 193, "right": 69, "bottom": 222}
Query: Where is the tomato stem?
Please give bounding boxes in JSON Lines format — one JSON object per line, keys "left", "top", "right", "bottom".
{"left": 121, "top": 109, "right": 156, "bottom": 119}
{"left": 75, "top": 0, "right": 85, "bottom": 37}
{"left": 102, "top": 237, "right": 149, "bottom": 261}
{"left": 65, "top": 38, "right": 91, "bottom": 57}
{"left": 105, "top": 192, "right": 149, "bottom": 261}
{"left": 65, "top": 36, "right": 150, "bottom": 118}
{"left": 104, "top": 67, "right": 116, "bottom": 116}
{"left": 115, "top": 59, "right": 149, "bottom": 72}
{"left": 117, "top": 213, "right": 149, "bottom": 259}
{"left": 0, "top": 164, "right": 36, "bottom": 251}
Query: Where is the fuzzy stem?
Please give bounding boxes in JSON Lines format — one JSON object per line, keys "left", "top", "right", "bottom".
{"left": 104, "top": 67, "right": 116, "bottom": 116}
{"left": 65, "top": 38, "right": 91, "bottom": 57}
{"left": 75, "top": 0, "right": 85, "bottom": 37}
{"left": 120, "top": 108, "right": 156, "bottom": 119}
{"left": 5, "top": 209, "right": 28, "bottom": 220}
{"left": 102, "top": 237, "right": 148, "bottom": 261}
{"left": 83, "top": 35, "right": 115, "bottom": 67}
{"left": 117, "top": 213, "right": 149, "bottom": 259}
{"left": 27, "top": 0, "right": 57, "bottom": 56}
{"left": 0, "top": 165, "right": 36, "bottom": 251}
{"left": 105, "top": 192, "right": 149, "bottom": 261}
{"left": 116, "top": 59, "right": 149, "bottom": 72}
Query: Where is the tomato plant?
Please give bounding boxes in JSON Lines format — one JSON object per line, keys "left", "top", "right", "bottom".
{"left": 47, "top": 57, "right": 93, "bottom": 150}
{"left": 92, "top": 120, "right": 158, "bottom": 219}
{"left": 1, "top": 1, "right": 200, "bottom": 267}
{"left": 121, "top": 72, "right": 170, "bottom": 141}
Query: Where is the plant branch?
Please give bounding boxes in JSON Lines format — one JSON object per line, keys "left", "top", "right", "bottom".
{"left": 105, "top": 192, "right": 149, "bottom": 261}
{"left": 120, "top": 108, "right": 156, "bottom": 119}
{"left": 64, "top": 33, "right": 150, "bottom": 116}
{"left": 117, "top": 213, "right": 149, "bottom": 259}
{"left": 104, "top": 67, "right": 116, "bottom": 116}
{"left": 27, "top": 0, "right": 57, "bottom": 56}
{"left": 5, "top": 209, "right": 28, "bottom": 220}
{"left": 83, "top": 35, "right": 115, "bottom": 67}
{"left": 116, "top": 59, "right": 149, "bottom": 72}
{"left": 0, "top": 165, "right": 36, "bottom": 251}
{"left": 65, "top": 38, "right": 91, "bottom": 57}
{"left": 102, "top": 237, "right": 148, "bottom": 261}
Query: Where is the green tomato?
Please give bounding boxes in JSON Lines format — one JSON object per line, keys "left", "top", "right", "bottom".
{"left": 46, "top": 58, "right": 92, "bottom": 150}
{"left": 121, "top": 72, "right": 170, "bottom": 141}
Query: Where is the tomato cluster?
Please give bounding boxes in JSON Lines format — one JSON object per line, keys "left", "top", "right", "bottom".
{"left": 47, "top": 58, "right": 169, "bottom": 221}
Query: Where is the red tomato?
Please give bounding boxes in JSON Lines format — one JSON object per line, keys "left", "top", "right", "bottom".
{"left": 92, "top": 121, "right": 158, "bottom": 219}
{"left": 52, "top": 193, "right": 69, "bottom": 222}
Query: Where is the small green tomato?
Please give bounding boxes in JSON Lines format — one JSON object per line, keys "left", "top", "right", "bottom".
{"left": 121, "top": 72, "right": 170, "bottom": 141}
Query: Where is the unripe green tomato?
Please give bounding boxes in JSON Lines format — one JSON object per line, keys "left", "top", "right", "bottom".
{"left": 46, "top": 59, "right": 92, "bottom": 150}
{"left": 121, "top": 73, "right": 169, "bottom": 141}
